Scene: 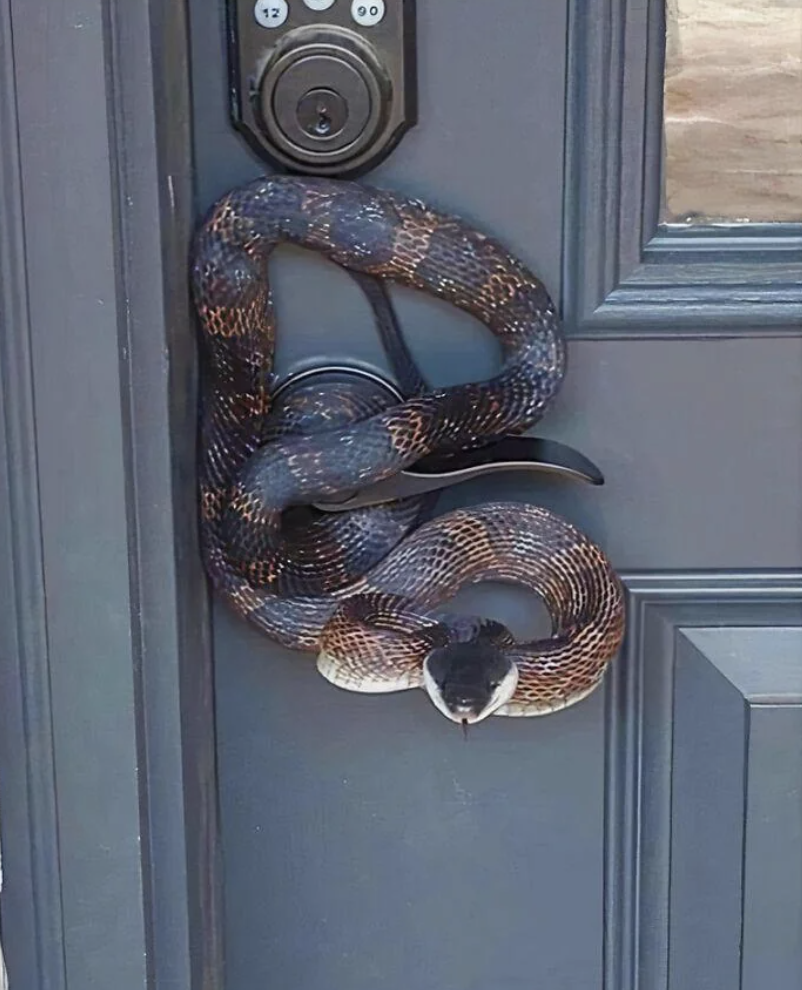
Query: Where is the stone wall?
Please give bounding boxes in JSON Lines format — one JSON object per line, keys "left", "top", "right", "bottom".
{"left": 664, "top": 0, "right": 802, "bottom": 222}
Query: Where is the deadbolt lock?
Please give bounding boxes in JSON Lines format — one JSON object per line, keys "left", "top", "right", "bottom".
{"left": 228, "top": 1, "right": 417, "bottom": 177}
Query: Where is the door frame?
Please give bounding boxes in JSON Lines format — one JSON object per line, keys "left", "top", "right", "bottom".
{"left": 0, "top": 0, "right": 221, "bottom": 986}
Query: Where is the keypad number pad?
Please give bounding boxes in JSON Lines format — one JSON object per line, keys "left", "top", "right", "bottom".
{"left": 351, "top": 1, "right": 385, "bottom": 27}
{"left": 254, "top": 0, "right": 288, "bottom": 28}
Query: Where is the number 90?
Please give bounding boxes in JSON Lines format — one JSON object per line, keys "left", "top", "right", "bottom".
{"left": 352, "top": 0, "right": 384, "bottom": 26}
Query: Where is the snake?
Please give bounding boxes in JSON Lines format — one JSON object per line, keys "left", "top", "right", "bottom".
{"left": 191, "top": 174, "right": 625, "bottom": 725}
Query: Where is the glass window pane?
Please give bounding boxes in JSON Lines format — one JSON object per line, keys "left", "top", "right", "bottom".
{"left": 663, "top": 0, "right": 802, "bottom": 224}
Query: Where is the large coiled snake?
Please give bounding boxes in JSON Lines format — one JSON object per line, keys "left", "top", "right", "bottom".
{"left": 192, "top": 175, "right": 625, "bottom": 725}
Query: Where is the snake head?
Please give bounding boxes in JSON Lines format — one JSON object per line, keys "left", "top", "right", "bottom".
{"left": 422, "top": 640, "right": 519, "bottom": 726}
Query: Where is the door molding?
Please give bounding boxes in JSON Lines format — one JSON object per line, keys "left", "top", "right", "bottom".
{"left": 0, "top": 0, "right": 221, "bottom": 988}
{"left": 606, "top": 572, "right": 802, "bottom": 990}
{"left": 0, "top": 4, "right": 64, "bottom": 982}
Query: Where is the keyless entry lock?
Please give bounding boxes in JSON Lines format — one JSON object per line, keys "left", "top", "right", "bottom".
{"left": 228, "top": 0, "right": 417, "bottom": 176}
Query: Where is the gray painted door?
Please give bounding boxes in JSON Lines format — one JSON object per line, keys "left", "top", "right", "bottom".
{"left": 188, "top": 3, "right": 802, "bottom": 988}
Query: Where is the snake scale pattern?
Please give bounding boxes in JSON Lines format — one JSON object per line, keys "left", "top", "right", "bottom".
{"left": 192, "top": 175, "right": 625, "bottom": 724}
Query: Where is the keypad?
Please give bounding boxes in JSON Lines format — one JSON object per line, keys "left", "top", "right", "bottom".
{"left": 254, "top": 0, "right": 388, "bottom": 30}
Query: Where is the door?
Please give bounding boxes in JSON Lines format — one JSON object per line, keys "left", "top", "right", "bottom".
{"left": 188, "top": 1, "right": 802, "bottom": 988}
{"left": 1, "top": 1, "right": 799, "bottom": 988}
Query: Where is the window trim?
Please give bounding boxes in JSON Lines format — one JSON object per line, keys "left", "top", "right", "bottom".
{"left": 563, "top": 0, "right": 802, "bottom": 337}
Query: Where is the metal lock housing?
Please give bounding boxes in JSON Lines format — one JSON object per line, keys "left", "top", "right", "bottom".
{"left": 228, "top": 1, "right": 417, "bottom": 177}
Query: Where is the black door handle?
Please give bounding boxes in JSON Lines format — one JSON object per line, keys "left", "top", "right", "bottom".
{"left": 314, "top": 435, "right": 604, "bottom": 513}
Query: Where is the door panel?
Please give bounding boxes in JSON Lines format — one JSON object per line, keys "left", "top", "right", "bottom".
{"left": 187, "top": 1, "right": 802, "bottom": 987}
{"left": 217, "top": 608, "right": 605, "bottom": 990}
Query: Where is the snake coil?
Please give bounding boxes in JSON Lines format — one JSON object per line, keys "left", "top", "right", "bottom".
{"left": 192, "top": 175, "right": 625, "bottom": 724}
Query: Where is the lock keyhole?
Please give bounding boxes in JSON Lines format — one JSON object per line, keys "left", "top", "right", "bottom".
{"left": 315, "top": 109, "right": 332, "bottom": 136}
{"left": 296, "top": 88, "right": 349, "bottom": 141}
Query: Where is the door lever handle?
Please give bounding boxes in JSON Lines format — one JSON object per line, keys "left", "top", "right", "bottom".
{"left": 314, "top": 436, "right": 604, "bottom": 513}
